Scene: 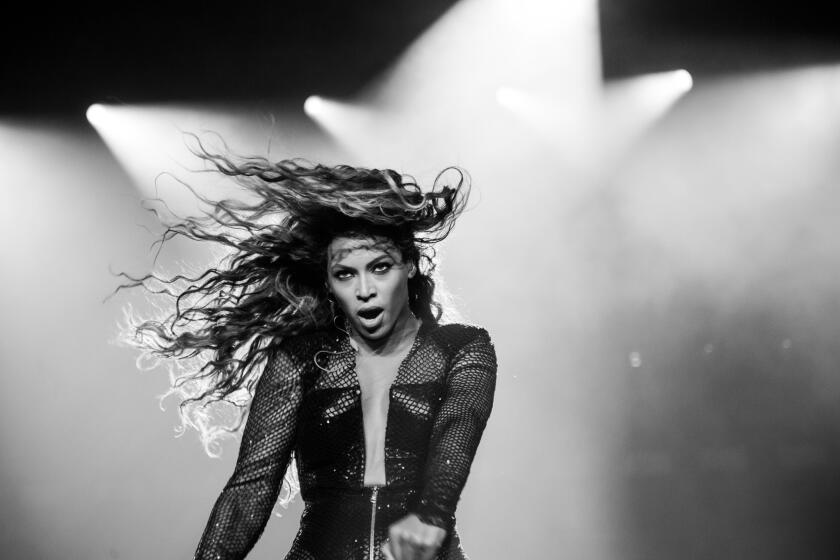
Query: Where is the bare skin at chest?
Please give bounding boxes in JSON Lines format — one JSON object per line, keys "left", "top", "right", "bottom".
{"left": 356, "top": 348, "right": 410, "bottom": 486}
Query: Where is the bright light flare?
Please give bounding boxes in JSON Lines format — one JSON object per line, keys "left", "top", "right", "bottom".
{"left": 86, "top": 103, "right": 107, "bottom": 127}
{"left": 621, "top": 69, "right": 694, "bottom": 112}
{"left": 674, "top": 69, "right": 694, "bottom": 93}
{"left": 587, "top": 68, "right": 695, "bottom": 165}
{"left": 303, "top": 95, "right": 326, "bottom": 118}
{"left": 299, "top": 95, "right": 379, "bottom": 164}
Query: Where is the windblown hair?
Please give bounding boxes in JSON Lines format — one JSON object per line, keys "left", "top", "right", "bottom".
{"left": 113, "top": 136, "right": 469, "bottom": 484}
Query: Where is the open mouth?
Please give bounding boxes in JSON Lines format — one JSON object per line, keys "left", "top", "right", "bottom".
{"left": 357, "top": 307, "right": 384, "bottom": 321}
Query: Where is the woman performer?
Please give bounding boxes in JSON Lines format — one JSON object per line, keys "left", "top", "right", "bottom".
{"left": 121, "top": 142, "right": 497, "bottom": 560}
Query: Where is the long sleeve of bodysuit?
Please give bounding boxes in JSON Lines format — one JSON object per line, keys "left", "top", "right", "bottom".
{"left": 194, "top": 344, "right": 303, "bottom": 560}
{"left": 412, "top": 327, "right": 498, "bottom": 531}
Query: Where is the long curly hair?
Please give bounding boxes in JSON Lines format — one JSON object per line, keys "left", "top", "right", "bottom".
{"left": 112, "top": 136, "right": 469, "bottom": 487}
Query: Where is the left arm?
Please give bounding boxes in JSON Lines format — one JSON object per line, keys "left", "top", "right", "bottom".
{"left": 385, "top": 328, "right": 498, "bottom": 560}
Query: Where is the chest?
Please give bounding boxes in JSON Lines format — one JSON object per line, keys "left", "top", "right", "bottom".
{"left": 355, "top": 353, "right": 403, "bottom": 406}
{"left": 295, "top": 343, "right": 450, "bottom": 466}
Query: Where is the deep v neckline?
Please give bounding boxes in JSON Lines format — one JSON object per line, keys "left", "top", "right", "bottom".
{"left": 345, "top": 322, "right": 425, "bottom": 487}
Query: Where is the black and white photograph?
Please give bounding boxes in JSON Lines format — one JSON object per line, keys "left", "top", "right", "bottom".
{"left": 2, "top": 1, "right": 839, "bottom": 559}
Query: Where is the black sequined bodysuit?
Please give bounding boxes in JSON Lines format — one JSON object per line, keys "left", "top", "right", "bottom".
{"left": 194, "top": 322, "right": 497, "bottom": 560}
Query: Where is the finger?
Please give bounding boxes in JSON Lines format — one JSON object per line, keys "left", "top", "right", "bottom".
{"left": 389, "top": 529, "right": 406, "bottom": 560}
{"left": 416, "top": 541, "right": 438, "bottom": 560}
{"left": 381, "top": 541, "right": 397, "bottom": 560}
{"left": 410, "top": 538, "right": 437, "bottom": 560}
{"left": 402, "top": 538, "right": 431, "bottom": 560}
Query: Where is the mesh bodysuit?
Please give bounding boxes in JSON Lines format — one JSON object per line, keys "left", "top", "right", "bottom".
{"left": 194, "top": 322, "right": 497, "bottom": 560}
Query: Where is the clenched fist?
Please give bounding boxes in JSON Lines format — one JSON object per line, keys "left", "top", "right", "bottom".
{"left": 381, "top": 513, "right": 446, "bottom": 560}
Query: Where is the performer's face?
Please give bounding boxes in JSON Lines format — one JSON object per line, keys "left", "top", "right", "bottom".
{"left": 326, "top": 235, "right": 415, "bottom": 343}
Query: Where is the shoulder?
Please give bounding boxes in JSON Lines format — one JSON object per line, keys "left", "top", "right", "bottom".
{"left": 425, "top": 323, "right": 497, "bottom": 383}
{"left": 424, "top": 322, "right": 494, "bottom": 357}
{"left": 259, "top": 329, "right": 337, "bottom": 387}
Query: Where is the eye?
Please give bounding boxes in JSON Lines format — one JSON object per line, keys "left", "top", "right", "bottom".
{"left": 333, "top": 269, "right": 353, "bottom": 281}
{"left": 372, "top": 262, "right": 392, "bottom": 274}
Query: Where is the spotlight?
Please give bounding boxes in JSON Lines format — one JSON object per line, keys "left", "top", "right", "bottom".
{"left": 673, "top": 69, "right": 693, "bottom": 93}
{"left": 86, "top": 103, "right": 106, "bottom": 126}
{"left": 303, "top": 95, "right": 325, "bottom": 117}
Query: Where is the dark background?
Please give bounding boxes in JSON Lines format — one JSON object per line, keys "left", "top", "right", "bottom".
{"left": 3, "top": 0, "right": 839, "bottom": 114}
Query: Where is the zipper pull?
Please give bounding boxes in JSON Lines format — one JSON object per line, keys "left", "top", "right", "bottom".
{"left": 370, "top": 485, "right": 379, "bottom": 503}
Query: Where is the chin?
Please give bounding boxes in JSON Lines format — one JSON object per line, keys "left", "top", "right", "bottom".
{"left": 353, "top": 319, "right": 394, "bottom": 341}
{"left": 362, "top": 326, "right": 392, "bottom": 341}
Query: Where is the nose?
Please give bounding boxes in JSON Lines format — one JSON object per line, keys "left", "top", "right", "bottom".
{"left": 356, "top": 273, "right": 376, "bottom": 301}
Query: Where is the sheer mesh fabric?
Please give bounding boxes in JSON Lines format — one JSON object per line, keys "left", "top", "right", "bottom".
{"left": 194, "top": 323, "right": 497, "bottom": 560}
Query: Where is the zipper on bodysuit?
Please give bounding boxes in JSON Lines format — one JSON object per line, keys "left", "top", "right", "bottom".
{"left": 369, "top": 485, "right": 380, "bottom": 560}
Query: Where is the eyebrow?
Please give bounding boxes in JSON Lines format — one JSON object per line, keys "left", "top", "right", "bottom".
{"left": 329, "top": 254, "right": 395, "bottom": 271}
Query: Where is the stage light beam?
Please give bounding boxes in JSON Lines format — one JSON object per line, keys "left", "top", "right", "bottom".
{"left": 298, "top": 95, "right": 380, "bottom": 165}
{"left": 84, "top": 103, "right": 344, "bottom": 216}
{"left": 303, "top": 95, "right": 326, "bottom": 118}
{"left": 625, "top": 69, "right": 694, "bottom": 111}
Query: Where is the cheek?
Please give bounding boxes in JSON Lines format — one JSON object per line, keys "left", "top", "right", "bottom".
{"left": 384, "top": 276, "right": 410, "bottom": 308}
{"left": 329, "top": 283, "right": 355, "bottom": 312}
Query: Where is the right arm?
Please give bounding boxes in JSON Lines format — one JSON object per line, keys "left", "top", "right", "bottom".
{"left": 194, "top": 344, "right": 303, "bottom": 560}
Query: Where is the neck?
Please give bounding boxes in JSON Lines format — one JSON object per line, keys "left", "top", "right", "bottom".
{"left": 349, "top": 306, "right": 420, "bottom": 356}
